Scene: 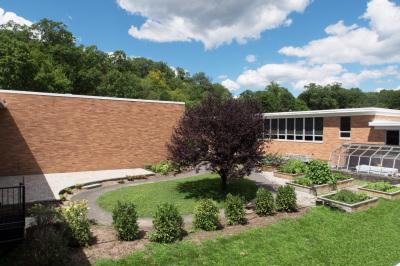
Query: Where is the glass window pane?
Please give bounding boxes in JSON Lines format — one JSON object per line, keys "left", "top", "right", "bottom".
{"left": 305, "top": 118, "right": 313, "bottom": 135}
{"left": 278, "top": 118, "right": 286, "bottom": 139}
{"left": 340, "top": 117, "right": 351, "bottom": 131}
{"left": 295, "top": 118, "right": 303, "bottom": 140}
{"left": 264, "top": 119, "right": 270, "bottom": 139}
{"left": 315, "top": 117, "right": 323, "bottom": 135}
{"left": 340, "top": 132, "right": 351, "bottom": 138}
{"left": 271, "top": 119, "right": 277, "bottom": 139}
{"left": 314, "top": 135, "right": 323, "bottom": 141}
{"left": 287, "top": 118, "right": 294, "bottom": 134}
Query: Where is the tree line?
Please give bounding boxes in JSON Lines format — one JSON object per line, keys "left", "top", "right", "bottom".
{"left": 1, "top": 19, "right": 399, "bottom": 110}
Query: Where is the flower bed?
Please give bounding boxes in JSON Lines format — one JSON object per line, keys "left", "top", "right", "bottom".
{"left": 358, "top": 182, "right": 400, "bottom": 200}
{"left": 318, "top": 190, "right": 378, "bottom": 213}
{"left": 274, "top": 159, "right": 306, "bottom": 180}
{"left": 288, "top": 178, "right": 354, "bottom": 195}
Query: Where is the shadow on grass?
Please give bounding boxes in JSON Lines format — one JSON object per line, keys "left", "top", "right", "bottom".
{"left": 176, "top": 177, "right": 258, "bottom": 203}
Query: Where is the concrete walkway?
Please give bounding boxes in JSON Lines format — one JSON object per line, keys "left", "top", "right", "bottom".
{"left": 0, "top": 168, "right": 152, "bottom": 202}
{"left": 72, "top": 170, "right": 315, "bottom": 227}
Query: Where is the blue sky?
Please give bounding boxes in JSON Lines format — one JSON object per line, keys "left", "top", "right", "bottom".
{"left": 1, "top": 0, "right": 400, "bottom": 95}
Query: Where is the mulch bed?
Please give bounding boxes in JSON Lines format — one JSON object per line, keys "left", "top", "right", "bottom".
{"left": 71, "top": 207, "right": 309, "bottom": 264}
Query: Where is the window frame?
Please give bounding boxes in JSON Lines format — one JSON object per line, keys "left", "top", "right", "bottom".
{"left": 339, "top": 116, "right": 351, "bottom": 139}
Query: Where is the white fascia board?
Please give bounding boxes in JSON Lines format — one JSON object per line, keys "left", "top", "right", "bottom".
{"left": 263, "top": 108, "right": 400, "bottom": 118}
{"left": 0, "top": 89, "right": 185, "bottom": 105}
{"left": 369, "top": 120, "right": 400, "bottom": 130}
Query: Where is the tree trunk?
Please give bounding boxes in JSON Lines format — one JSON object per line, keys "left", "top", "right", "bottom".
{"left": 220, "top": 173, "right": 228, "bottom": 191}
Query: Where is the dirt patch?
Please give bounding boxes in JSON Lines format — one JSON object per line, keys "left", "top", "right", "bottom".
{"left": 72, "top": 207, "right": 309, "bottom": 264}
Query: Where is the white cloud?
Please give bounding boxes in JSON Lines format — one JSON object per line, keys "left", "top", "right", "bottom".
{"left": 0, "top": 7, "right": 31, "bottom": 26}
{"left": 279, "top": 0, "right": 400, "bottom": 65}
{"left": 117, "top": 0, "right": 311, "bottom": 49}
{"left": 230, "top": 61, "right": 399, "bottom": 90}
{"left": 221, "top": 79, "right": 241, "bottom": 91}
{"left": 218, "top": 74, "right": 228, "bottom": 80}
{"left": 246, "top": 54, "right": 257, "bottom": 63}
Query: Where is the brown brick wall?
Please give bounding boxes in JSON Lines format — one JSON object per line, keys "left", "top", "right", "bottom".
{"left": 264, "top": 115, "right": 387, "bottom": 161}
{"left": 0, "top": 92, "right": 184, "bottom": 176}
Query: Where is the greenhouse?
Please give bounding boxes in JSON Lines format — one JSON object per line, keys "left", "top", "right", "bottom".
{"left": 329, "top": 144, "right": 400, "bottom": 177}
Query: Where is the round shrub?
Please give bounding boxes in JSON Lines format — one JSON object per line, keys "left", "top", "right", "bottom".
{"left": 61, "top": 200, "right": 91, "bottom": 247}
{"left": 255, "top": 188, "right": 275, "bottom": 216}
{"left": 150, "top": 203, "right": 184, "bottom": 243}
{"left": 276, "top": 185, "right": 297, "bottom": 212}
{"left": 193, "top": 199, "right": 220, "bottom": 231}
{"left": 112, "top": 201, "right": 139, "bottom": 241}
{"left": 225, "top": 193, "right": 246, "bottom": 225}
{"left": 305, "top": 160, "right": 333, "bottom": 185}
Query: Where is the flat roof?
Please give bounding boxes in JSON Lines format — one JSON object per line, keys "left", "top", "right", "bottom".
{"left": 0, "top": 89, "right": 185, "bottom": 105}
{"left": 263, "top": 107, "right": 400, "bottom": 118}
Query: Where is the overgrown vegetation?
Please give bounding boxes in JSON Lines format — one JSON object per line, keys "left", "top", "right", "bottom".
{"left": 278, "top": 159, "right": 306, "bottom": 174}
{"left": 255, "top": 188, "right": 275, "bottom": 216}
{"left": 193, "top": 199, "right": 220, "bottom": 231}
{"left": 365, "top": 182, "right": 400, "bottom": 193}
{"left": 304, "top": 160, "right": 334, "bottom": 185}
{"left": 225, "top": 193, "right": 246, "bottom": 225}
{"left": 112, "top": 201, "right": 140, "bottom": 241}
{"left": 276, "top": 185, "right": 297, "bottom": 212}
{"left": 150, "top": 203, "right": 184, "bottom": 243}
{"left": 325, "top": 190, "right": 370, "bottom": 204}
{"left": 144, "top": 161, "right": 174, "bottom": 175}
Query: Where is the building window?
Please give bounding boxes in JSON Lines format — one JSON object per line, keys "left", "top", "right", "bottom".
{"left": 340, "top": 117, "right": 351, "bottom": 139}
{"left": 263, "top": 117, "right": 323, "bottom": 142}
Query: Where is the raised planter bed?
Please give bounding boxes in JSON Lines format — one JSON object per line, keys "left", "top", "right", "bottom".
{"left": 273, "top": 171, "right": 303, "bottom": 180}
{"left": 318, "top": 192, "right": 378, "bottom": 212}
{"left": 288, "top": 178, "right": 354, "bottom": 196}
{"left": 358, "top": 186, "right": 400, "bottom": 200}
{"left": 261, "top": 166, "right": 277, "bottom": 172}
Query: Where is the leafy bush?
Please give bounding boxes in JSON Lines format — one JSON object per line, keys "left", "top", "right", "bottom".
{"left": 261, "top": 153, "right": 285, "bottom": 167}
{"left": 112, "top": 201, "right": 139, "bottom": 241}
{"left": 332, "top": 172, "right": 351, "bottom": 181}
{"left": 326, "top": 190, "right": 369, "bottom": 204}
{"left": 305, "top": 160, "right": 333, "bottom": 185}
{"left": 255, "top": 188, "right": 275, "bottom": 216}
{"left": 145, "top": 161, "right": 174, "bottom": 175}
{"left": 225, "top": 193, "right": 246, "bottom": 225}
{"left": 293, "top": 176, "right": 313, "bottom": 186}
{"left": 278, "top": 159, "right": 306, "bottom": 174}
{"left": 365, "top": 182, "right": 400, "bottom": 193}
{"left": 150, "top": 203, "right": 184, "bottom": 243}
{"left": 193, "top": 199, "right": 220, "bottom": 231}
{"left": 29, "top": 203, "right": 61, "bottom": 228}
{"left": 276, "top": 185, "right": 297, "bottom": 212}
{"left": 61, "top": 200, "right": 91, "bottom": 247}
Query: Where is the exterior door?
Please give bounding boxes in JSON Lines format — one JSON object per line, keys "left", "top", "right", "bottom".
{"left": 386, "top": 130, "right": 399, "bottom": 145}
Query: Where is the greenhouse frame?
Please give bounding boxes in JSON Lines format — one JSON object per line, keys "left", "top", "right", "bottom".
{"left": 329, "top": 144, "right": 400, "bottom": 177}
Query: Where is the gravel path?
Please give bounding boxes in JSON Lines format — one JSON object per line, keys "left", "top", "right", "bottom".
{"left": 72, "top": 170, "right": 314, "bottom": 227}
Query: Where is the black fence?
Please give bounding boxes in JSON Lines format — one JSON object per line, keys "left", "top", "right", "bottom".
{"left": 0, "top": 183, "right": 25, "bottom": 244}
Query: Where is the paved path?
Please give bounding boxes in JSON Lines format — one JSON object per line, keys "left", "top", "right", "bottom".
{"left": 72, "top": 169, "right": 315, "bottom": 227}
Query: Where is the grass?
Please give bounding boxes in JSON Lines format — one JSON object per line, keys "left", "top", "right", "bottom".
{"left": 97, "top": 174, "right": 258, "bottom": 217}
{"left": 95, "top": 199, "right": 400, "bottom": 266}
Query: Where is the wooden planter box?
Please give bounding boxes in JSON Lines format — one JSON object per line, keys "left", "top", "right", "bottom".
{"left": 358, "top": 186, "right": 400, "bottom": 200}
{"left": 318, "top": 192, "right": 378, "bottom": 213}
{"left": 288, "top": 178, "right": 354, "bottom": 196}
{"left": 261, "top": 166, "right": 277, "bottom": 172}
{"left": 273, "top": 171, "right": 303, "bottom": 180}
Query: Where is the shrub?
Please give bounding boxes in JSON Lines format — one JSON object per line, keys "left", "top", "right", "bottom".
{"left": 332, "top": 172, "right": 351, "bottom": 181}
{"left": 365, "top": 181, "right": 400, "bottom": 193}
{"left": 278, "top": 159, "right": 306, "bottom": 174}
{"left": 63, "top": 187, "right": 73, "bottom": 194}
{"left": 255, "top": 188, "right": 275, "bottom": 216}
{"left": 61, "top": 200, "right": 91, "bottom": 247}
{"left": 150, "top": 203, "right": 184, "bottom": 243}
{"left": 145, "top": 161, "right": 174, "bottom": 175}
{"left": 112, "top": 201, "right": 139, "bottom": 241}
{"left": 293, "top": 176, "right": 313, "bottom": 186}
{"left": 225, "top": 193, "right": 246, "bottom": 225}
{"left": 261, "top": 153, "right": 285, "bottom": 167}
{"left": 59, "top": 194, "right": 67, "bottom": 201}
{"left": 276, "top": 185, "right": 297, "bottom": 212}
{"left": 326, "top": 190, "right": 369, "bottom": 204}
{"left": 193, "top": 199, "right": 220, "bottom": 231}
{"left": 305, "top": 160, "right": 333, "bottom": 185}
{"left": 29, "top": 203, "right": 61, "bottom": 228}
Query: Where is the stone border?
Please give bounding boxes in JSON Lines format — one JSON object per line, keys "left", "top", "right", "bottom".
{"left": 288, "top": 178, "right": 354, "bottom": 196}
{"left": 318, "top": 192, "right": 378, "bottom": 212}
{"left": 358, "top": 186, "right": 400, "bottom": 200}
{"left": 273, "top": 171, "right": 303, "bottom": 180}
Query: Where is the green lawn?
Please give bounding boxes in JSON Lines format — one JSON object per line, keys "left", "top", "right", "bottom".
{"left": 96, "top": 199, "right": 400, "bottom": 266}
{"left": 97, "top": 174, "right": 258, "bottom": 217}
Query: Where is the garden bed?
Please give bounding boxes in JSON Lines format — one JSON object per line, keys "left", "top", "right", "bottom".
{"left": 318, "top": 191, "right": 378, "bottom": 212}
{"left": 273, "top": 171, "right": 303, "bottom": 180}
{"left": 288, "top": 178, "right": 354, "bottom": 195}
{"left": 358, "top": 184, "right": 400, "bottom": 200}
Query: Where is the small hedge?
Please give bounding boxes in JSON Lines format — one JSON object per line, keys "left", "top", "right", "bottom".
{"left": 255, "top": 188, "right": 275, "bottom": 216}
{"left": 150, "top": 203, "right": 184, "bottom": 243}
{"left": 193, "top": 199, "right": 220, "bottom": 231}
{"left": 276, "top": 185, "right": 297, "bottom": 212}
{"left": 225, "top": 193, "right": 246, "bottom": 225}
{"left": 278, "top": 159, "right": 306, "bottom": 174}
{"left": 61, "top": 200, "right": 91, "bottom": 247}
{"left": 112, "top": 201, "right": 139, "bottom": 241}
